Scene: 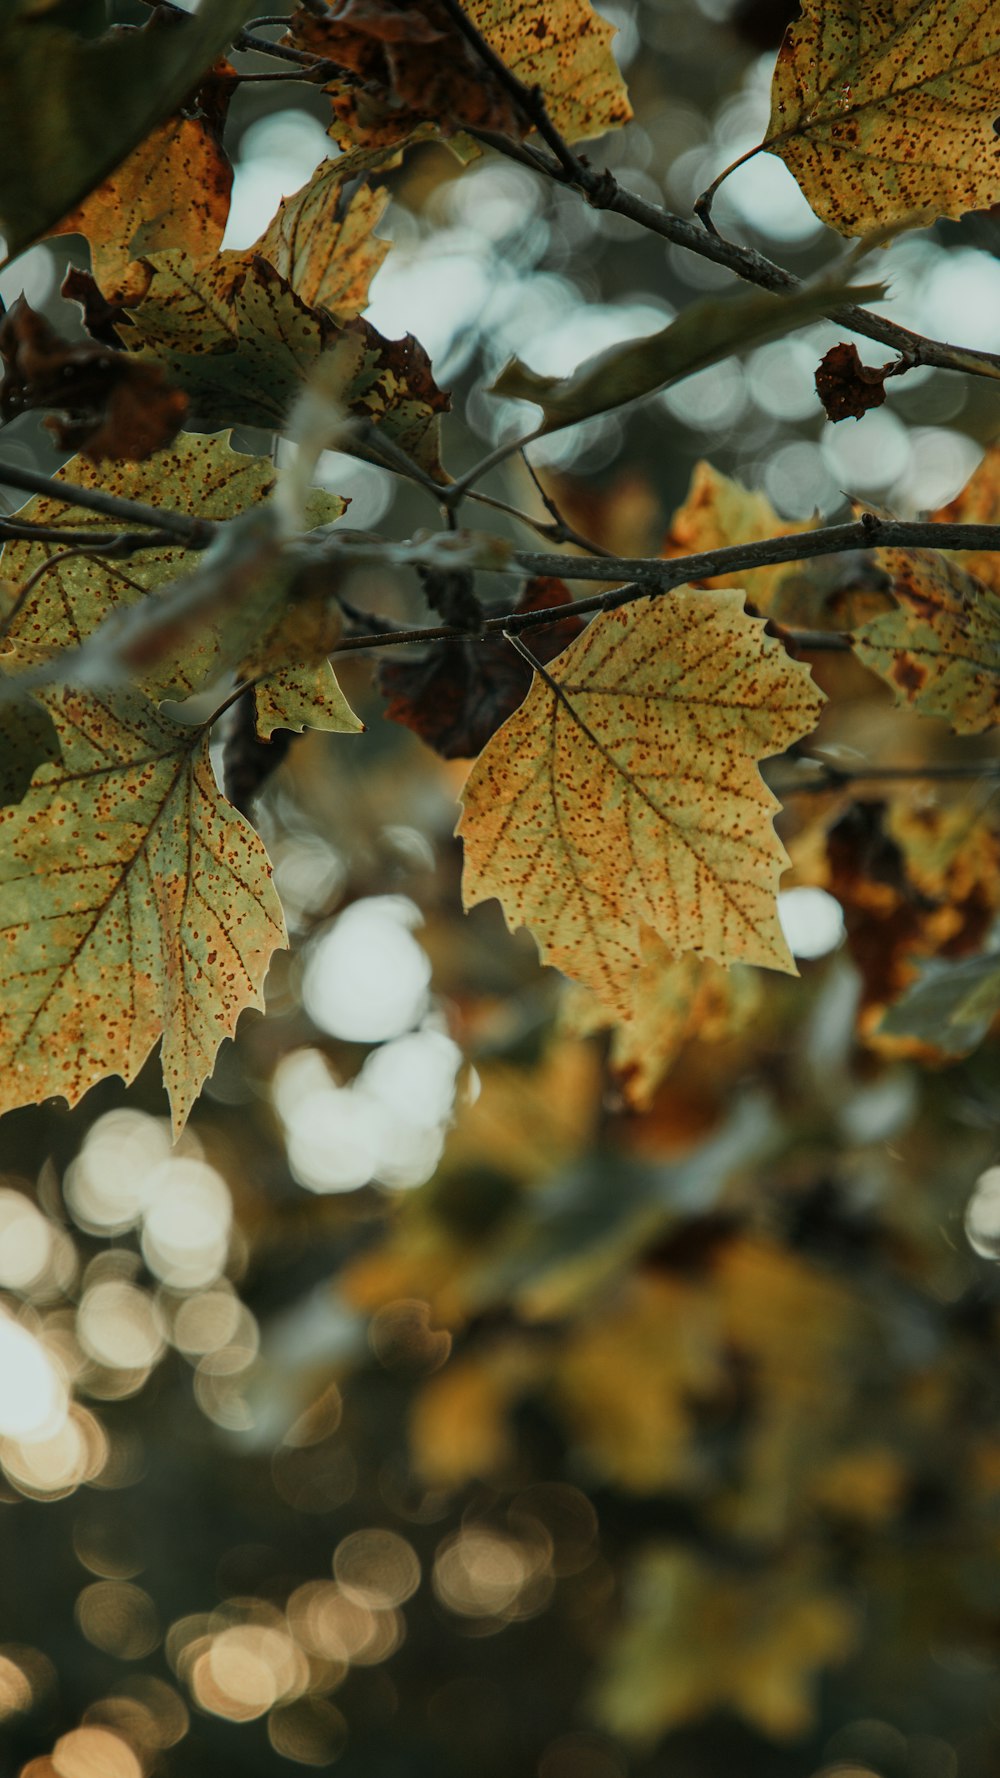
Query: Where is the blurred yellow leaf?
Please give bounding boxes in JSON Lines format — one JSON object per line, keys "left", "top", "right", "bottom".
{"left": 854, "top": 547, "right": 1000, "bottom": 732}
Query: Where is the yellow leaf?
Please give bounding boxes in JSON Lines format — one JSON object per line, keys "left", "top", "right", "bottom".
{"left": 458, "top": 593, "right": 824, "bottom": 1016}
{"left": 566, "top": 940, "right": 762, "bottom": 1110}
{"left": 51, "top": 111, "right": 233, "bottom": 306}
{"left": 594, "top": 1549, "right": 856, "bottom": 1744}
{"left": 662, "top": 460, "right": 810, "bottom": 618}
{"left": 931, "top": 442, "right": 1000, "bottom": 594}
{"left": 853, "top": 545, "right": 1000, "bottom": 732}
{"left": 763, "top": 0, "right": 1000, "bottom": 235}
{"left": 242, "top": 156, "right": 390, "bottom": 323}
{"left": 0, "top": 683, "right": 285, "bottom": 1134}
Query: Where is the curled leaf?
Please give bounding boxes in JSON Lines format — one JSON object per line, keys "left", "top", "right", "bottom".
{"left": 492, "top": 279, "right": 883, "bottom": 433}
{"left": 815, "top": 342, "right": 897, "bottom": 423}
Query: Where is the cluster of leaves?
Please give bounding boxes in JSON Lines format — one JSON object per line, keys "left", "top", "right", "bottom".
{"left": 2, "top": 0, "right": 1000, "bottom": 1774}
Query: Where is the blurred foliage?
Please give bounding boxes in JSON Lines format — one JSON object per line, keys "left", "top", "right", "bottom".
{"left": 2, "top": 2, "right": 1000, "bottom": 1778}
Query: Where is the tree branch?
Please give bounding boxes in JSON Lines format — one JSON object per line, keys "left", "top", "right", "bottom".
{"left": 0, "top": 463, "right": 218, "bottom": 545}
{"left": 330, "top": 514, "right": 1000, "bottom": 652}
{"left": 781, "top": 758, "right": 1000, "bottom": 792}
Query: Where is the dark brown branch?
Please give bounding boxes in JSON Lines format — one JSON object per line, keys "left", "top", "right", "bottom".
{"left": 0, "top": 462, "right": 217, "bottom": 545}
{"left": 782, "top": 758, "right": 1000, "bottom": 793}
{"left": 330, "top": 515, "right": 1000, "bottom": 652}
{"left": 0, "top": 519, "right": 204, "bottom": 555}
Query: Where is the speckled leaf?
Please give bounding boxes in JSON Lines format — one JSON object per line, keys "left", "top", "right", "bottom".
{"left": 0, "top": 681, "right": 285, "bottom": 1133}
{"left": 492, "top": 279, "right": 882, "bottom": 433}
{"left": 0, "top": 683, "right": 60, "bottom": 809}
{"left": 121, "top": 254, "right": 447, "bottom": 470}
{"left": 0, "top": 0, "right": 254, "bottom": 254}
{"left": 459, "top": 592, "right": 825, "bottom": 1019}
{"left": 49, "top": 108, "right": 234, "bottom": 307}
{"left": 291, "top": 0, "right": 630, "bottom": 152}
{"left": 763, "top": 0, "right": 1000, "bottom": 236}
{"left": 566, "top": 939, "right": 762, "bottom": 1110}
{"left": 242, "top": 597, "right": 363, "bottom": 739}
{"left": 853, "top": 547, "right": 1000, "bottom": 732}
{"left": 0, "top": 433, "right": 280, "bottom": 698}
{"left": 253, "top": 157, "right": 389, "bottom": 321}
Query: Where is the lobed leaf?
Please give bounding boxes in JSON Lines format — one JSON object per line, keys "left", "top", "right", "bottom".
{"left": 853, "top": 547, "right": 1000, "bottom": 732}
{"left": 459, "top": 591, "right": 825, "bottom": 1023}
{"left": 764, "top": 0, "right": 1000, "bottom": 236}
{"left": 0, "top": 681, "right": 285, "bottom": 1133}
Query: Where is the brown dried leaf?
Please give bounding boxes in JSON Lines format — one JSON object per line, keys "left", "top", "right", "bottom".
{"left": 815, "top": 341, "right": 895, "bottom": 422}
{"left": 764, "top": 0, "right": 1000, "bottom": 235}
{"left": 0, "top": 297, "right": 187, "bottom": 463}
{"left": 292, "top": 0, "right": 631, "bottom": 152}
{"left": 379, "top": 578, "right": 582, "bottom": 759}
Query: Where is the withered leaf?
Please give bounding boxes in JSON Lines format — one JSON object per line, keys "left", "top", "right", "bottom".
{"left": 380, "top": 578, "right": 582, "bottom": 759}
{"left": 0, "top": 297, "right": 188, "bottom": 464}
{"left": 815, "top": 342, "right": 897, "bottom": 423}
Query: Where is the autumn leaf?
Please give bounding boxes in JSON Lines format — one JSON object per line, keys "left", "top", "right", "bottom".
{"left": 566, "top": 940, "right": 762, "bottom": 1110}
{"left": 459, "top": 592, "right": 825, "bottom": 1021}
{"left": 762, "top": 0, "right": 1000, "bottom": 235}
{"left": 252, "top": 156, "right": 390, "bottom": 322}
{"left": 0, "top": 434, "right": 280, "bottom": 693}
{"left": 877, "top": 947, "right": 1000, "bottom": 1055}
{"left": 106, "top": 253, "right": 448, "bottom": 471}
{"left": 49, "top": 102, "right": 234, "bottom": 308}
{"left": 594, "top": 1548, "right": 856, "bottom": 1742}
{"left": 0, "top": 680, "right": 285, "bottom": 1133}
{"left": 0, "top": 296, "right": 188, "bottom": 464}
{"left": 930, "top": 442, "right": 1000, "bottom": 593}
{"left": 0, "top": 0, "right": 255, "bottom": 255}
{"left": 290, "top": 0, "right": 631, "bottom": 153}
{"left": 492, "top": 277, "right": 882, "bottom": 433}
{"left": 242, "top": 596, "right": 364, "bottom": 740}
{"left": 852, "top": 546, "right": 1000, "bottom": 732}
{"left": 379, "top": 578, "right": 582, "bottom": 758}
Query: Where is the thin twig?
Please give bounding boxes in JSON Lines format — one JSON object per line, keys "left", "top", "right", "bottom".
{"left": 435, "top": 0, "right": 585, "bottom": 182}
{"left": 782, "top": 759, "right": 1000, "bottom": 792}
{"left": 519, "top": 453, "right": 615, "bottom": 557}
{"left": 0, "top": 520, "right": 198, "bottom": 554}
{"left": 0, "top": 463, "right": 217, "bottom": 544}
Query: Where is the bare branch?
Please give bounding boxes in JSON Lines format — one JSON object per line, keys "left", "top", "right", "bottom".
{"left": 0, "top": 462, "right": 218, "bottom": 545}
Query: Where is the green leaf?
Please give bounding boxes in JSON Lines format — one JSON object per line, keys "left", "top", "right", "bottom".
{"left": 491, "top": 280, "right": 884, "bottom": 433}
{"left": 0, "top": 680, "right": 285, "bottom": 1134}
{"left": 0, "top": 0, "right": 256, "bottom": 255}
{"left": 878, "top": 950, "right": 1000, "bottom": 1056}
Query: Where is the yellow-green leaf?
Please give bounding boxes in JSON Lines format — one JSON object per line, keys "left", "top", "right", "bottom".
{"left": 853, "top": 546, "right": 1000, "bottom": 732}
{"left": 458, "top": 591, "right": 825, "bottom": 1018}
{"left": 0, "top": 681, "right": 285, "bottom": 1133}
{"left": 763, "top": 0, "right": 1000, "bottom": 236}
{"left": 120, "top": 254, "right": 447, "bottom": 470}
{"left": 492, "top": 279, "right": 882, "bottom": 433}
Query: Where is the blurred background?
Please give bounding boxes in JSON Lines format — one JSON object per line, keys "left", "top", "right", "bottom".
{"left": 3, "top": 1, "right": 1000, "bottom": 1775}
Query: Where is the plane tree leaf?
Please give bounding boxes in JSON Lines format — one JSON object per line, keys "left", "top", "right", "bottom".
{"left": 252, "top": 157, "right": 390, "bottom": 322}
{"left": 289, "top": 0, "right": 631, "bottom": 153}
{"left": 0, "top": 0, "right": 255, "bottom": 255}
{"left": 877, "top": 948, "right": 1000, "bottom": 1056}
{"left": 106, "top": 252, "right": 448, "bottom": 471}
{"left": 48, "top": 100, "right": 235, "bottom": 308}
{"left": 0, "top": 679, "right": 285, "bottom": 1134}
{"left": 852, "top": 547, "right": 1000, "bottom": 732}
{"left": 930, "top": 443, "right": 1000, "bottom": 593}
{"left": 762, "top": 0, "right": 1000, "bottom": 236}
{"left": 458, "top": 591, "right": 825, "bottom": 1023}
{"left": 492, "top": 279, "right": 882, "bottom": 433}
